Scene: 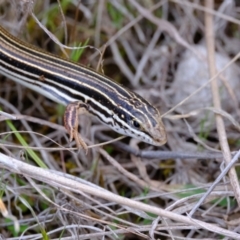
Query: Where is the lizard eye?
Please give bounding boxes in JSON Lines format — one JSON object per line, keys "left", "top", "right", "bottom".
{"left": 132, "top": 119, "right": 140, "bottom": 129}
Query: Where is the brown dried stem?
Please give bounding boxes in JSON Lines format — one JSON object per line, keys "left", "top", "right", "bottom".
{"left": 204, "top": 0, "right": 240, "bottom": 207}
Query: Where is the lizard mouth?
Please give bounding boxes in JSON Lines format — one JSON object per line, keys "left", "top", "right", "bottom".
{"left": 149, "top": 121, "right": 167, "bottom": 146}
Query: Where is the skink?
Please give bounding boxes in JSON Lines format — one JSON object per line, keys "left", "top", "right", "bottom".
{"left": 0, "top": 25, "right": 167, "bottom": 151}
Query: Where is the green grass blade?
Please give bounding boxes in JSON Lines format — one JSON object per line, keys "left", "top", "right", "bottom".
{"left": 6, "top": 120, "right": 48, "bottom": 169}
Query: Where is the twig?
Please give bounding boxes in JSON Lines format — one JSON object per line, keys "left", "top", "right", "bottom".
{"left": 204, "top": 0, "right": 240, "bottom": 207}
{"left": 0, "top": 152, "right": 239, "bottom": 239}
{"left": 96, "top": 132, "right": 224, "bottom": 160}
{"left": 0, "top": 113, "right": 227, "bottom": 159}
{"left": 129, "top": 0, "right": 200, "bottom": 56}
{"left": 171, "top": 0, "right": 240, "bottom": 26}
{"left": 162, "top": 51, "right": 240, "bottom": 117}
{"left": 189, "top": 149, "right": 240, "bottom": 217}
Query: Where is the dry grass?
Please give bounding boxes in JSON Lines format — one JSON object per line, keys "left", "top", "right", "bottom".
{"left": 1, "top": 0, "right": 240, "bottom": 239}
